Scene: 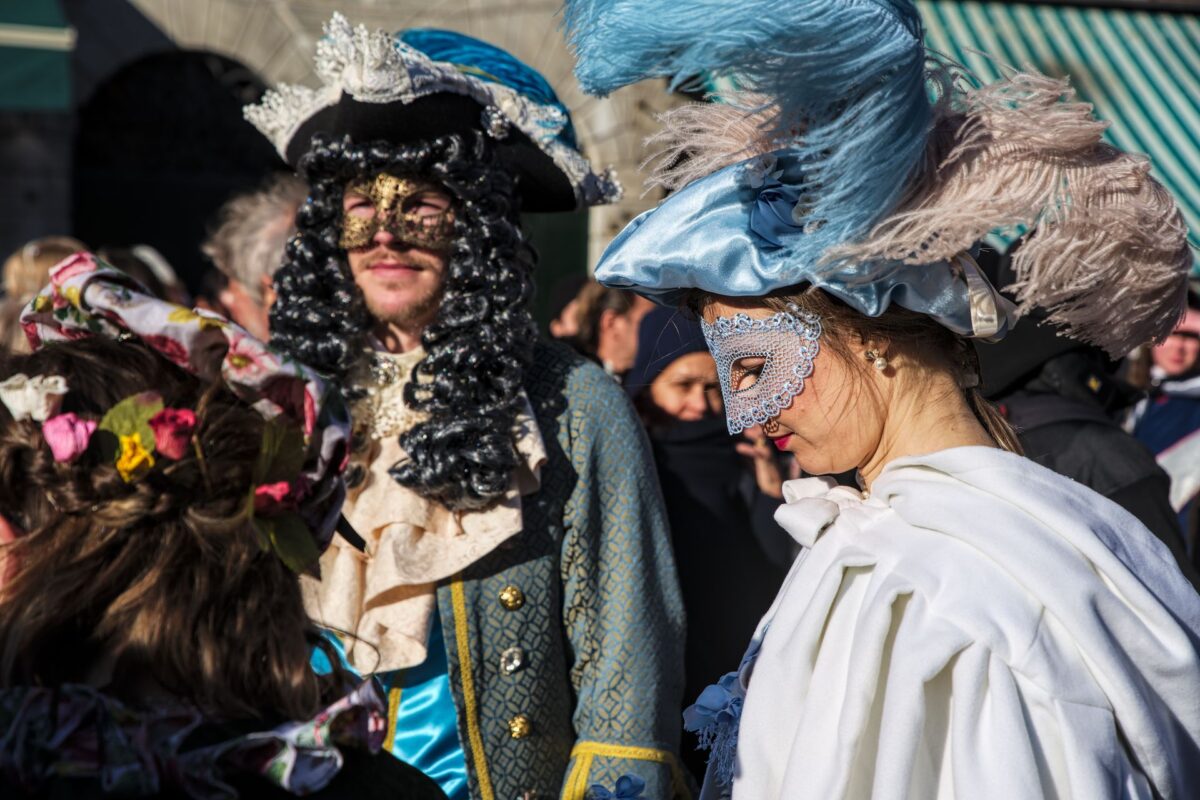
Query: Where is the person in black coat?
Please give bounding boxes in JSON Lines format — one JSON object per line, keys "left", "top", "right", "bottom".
{"left": 627, "top": 305, "right": 796, "bottom": 782}
{"left": 974, "top": 244, "right": 1200, "bottom": 592}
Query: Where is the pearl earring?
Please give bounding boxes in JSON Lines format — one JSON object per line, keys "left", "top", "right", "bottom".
{"left": 865, "top": 350, "right": 889, "bottom": 371}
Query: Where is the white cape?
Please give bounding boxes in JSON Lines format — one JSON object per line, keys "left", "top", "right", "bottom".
{"left": 732, "top": 446, "right": 1200, "bottom": 800}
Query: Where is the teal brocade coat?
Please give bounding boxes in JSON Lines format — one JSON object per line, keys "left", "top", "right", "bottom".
{"left": 416, "top": 340, "right": 689, "bottom": 799}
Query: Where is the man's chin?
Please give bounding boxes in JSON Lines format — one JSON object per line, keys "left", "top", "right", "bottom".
{"left": 363, "top": 291, "right": 441, "bottom": 327}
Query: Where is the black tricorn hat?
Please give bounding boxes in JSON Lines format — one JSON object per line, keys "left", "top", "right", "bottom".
{"left": 245, "top": 16, "right": 620, "bottom": 213}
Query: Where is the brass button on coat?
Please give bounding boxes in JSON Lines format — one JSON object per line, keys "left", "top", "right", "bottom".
{"left": 498, "top": 585, "right": 525, "bottom": 610}
{"left": 500, "top": 646, "right": 526, "bottom": 675}
{"left": 507, "top": 714, "right": 532, "bottom": 739}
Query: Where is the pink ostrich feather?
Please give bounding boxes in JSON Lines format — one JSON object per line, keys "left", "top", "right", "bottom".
{"left": 830, "top": 69, "right": 1192, "bottom": 355}
{"left": 637, "top": 68, "right": 1192, "bottom": 355}
{"left": 643, "top": 92, "right": 784, "bottom": 192}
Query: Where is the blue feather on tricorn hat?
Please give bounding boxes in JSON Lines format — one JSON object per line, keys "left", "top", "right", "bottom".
{"left": 245, "top": 13, "right": 619, "bottom": 212}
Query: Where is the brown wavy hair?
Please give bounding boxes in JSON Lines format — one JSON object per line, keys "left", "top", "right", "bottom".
{"left": 0, "top": 337, "right": 347, "bottom": 721}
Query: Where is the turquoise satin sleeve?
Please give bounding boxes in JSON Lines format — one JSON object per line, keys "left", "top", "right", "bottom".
{"left": 379, "top": 607, "right": 469, "bottom": 800}
{"left": 310, "top": 631, "right": 351, "bottom": 675}
{"left": 308, "top": 619, "right": 467, "bottom": 799}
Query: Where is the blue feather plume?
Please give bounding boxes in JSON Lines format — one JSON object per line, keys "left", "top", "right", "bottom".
{"left": 563, "top": 0, "right": 932, "bottom": 247}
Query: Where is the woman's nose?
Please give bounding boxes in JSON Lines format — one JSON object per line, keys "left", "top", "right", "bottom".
{"left": 685, "top": 387, "right": 709, "bottom": 416}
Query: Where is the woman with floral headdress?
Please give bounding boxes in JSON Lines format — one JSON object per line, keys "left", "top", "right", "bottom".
{"left": 565, "top": 0, "right": 1200, "bottom": 797}
{"left": 0, "top": 253, "right": 446, "bottom": 800}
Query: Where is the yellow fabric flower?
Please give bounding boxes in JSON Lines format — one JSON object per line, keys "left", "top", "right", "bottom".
{"left": 116, "top": 432, "right": 155, "bottom": 482}
{"left": 31, "top": 295, "right": 51, "bottom": 313}
{"left": 63, "top": 286, "right": 82, "bottom": 308}
{"left": 167, "top": 307, "right": 225, "bottom": 330}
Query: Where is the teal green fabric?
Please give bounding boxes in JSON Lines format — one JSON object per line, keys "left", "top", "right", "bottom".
{"left": 0, "top": 0, "right": 72, "bottom": 110}
{"left": 0, "top": 47, "right": 68, "bottom": 109}
{"left": 917, "top": 0, "right": 1200, "bottom": 270}
{"left": 437, "top": 339, "right": 689, "bottom": 799}
{"left": 380, "top": 607, "right": 468, "bottom": 800}
{"left": 0, "top": 0, "right": 68, "bottom": 27}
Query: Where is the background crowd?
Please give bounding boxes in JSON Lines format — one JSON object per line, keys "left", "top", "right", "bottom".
{"left": 3, "top": 181, "right": 1200, "bottom": 787}
{"left": 0, "top": 2, "right": 1197, "bottom": 796}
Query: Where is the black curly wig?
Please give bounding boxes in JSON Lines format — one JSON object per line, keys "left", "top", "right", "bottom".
{"left": 270, "top": 131, "right": 537, "bottom": 511}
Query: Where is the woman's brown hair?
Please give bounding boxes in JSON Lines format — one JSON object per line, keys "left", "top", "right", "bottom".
{"left": 574, "top": 282, "right": 641, "bottom": 353}
{"left": 690, "top": 286, "right": 1023, "bottom": 455}
{"left": 0, "top": 337, "right": 346, "bottom": 721}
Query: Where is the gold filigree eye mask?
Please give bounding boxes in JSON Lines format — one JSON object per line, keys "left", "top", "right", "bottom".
{"left": 340, "top": 173, "right": 456, "bottom": 251}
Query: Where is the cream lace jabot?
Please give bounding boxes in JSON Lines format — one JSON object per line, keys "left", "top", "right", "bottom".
{"left": 301, "top": 347, "right": 546, "bottom": 673}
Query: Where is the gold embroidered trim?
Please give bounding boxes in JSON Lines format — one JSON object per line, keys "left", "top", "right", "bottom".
{"left": 562, "top": 748, "right": 595, "bottom": 799}
{"left": 451, "top": 575, "right": 495, "bottom": 800}
{"left": 384, "top": 685, "right": 403, "bottom": 754}
{"left": 563, "top": 741, "right": 692, "bottom": 800}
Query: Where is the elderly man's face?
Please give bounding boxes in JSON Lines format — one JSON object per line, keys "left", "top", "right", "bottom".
{"left": 342, "top": 173, "right": 455, "bottom": 330}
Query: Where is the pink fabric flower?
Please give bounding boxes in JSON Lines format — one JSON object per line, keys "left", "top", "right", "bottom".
{"left": 262, "top": 378, "right": 317, "bottom": 436}
{"left": 48, "top": 252, "right": 96, "bottom": 284}
{"left": 226, "top": 334, "right": 275, "bottom": 382}
{"left": 254, "top": 481, "right": 295, "bottom": 514}
{"left": 42, "top": 413, "right": 97, "bottom": 463}
{"left": 304, "top": 389, "right": 316, "bottom": 437}
{"left": 20, "top": 321, "right": 40, "bottom": 350}
{"left": 148, "top": 408, "right": 196, "bottom": 460}
{"left": 144, "top": 335, "right": 190, "bottom": 368}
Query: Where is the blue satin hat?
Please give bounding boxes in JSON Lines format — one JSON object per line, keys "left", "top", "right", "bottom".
{"left": 567, "top": 0, "right": 1192, "bottom": 355}
{"left": 564, "top": 0, "right": 1014, "bottom": 337}
{"left": 594, "top": 151, "right": 1015, "bottom": 339}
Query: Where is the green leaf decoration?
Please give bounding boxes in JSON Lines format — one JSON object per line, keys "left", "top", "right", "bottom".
{"left": 98, "top": 391, "right": 164, "bottom": 453}
{"left": 258, "top": 511, "right": 320, "bottom": 574}
{"left": 254, "top": 417, "right": 307, "bottom": 485}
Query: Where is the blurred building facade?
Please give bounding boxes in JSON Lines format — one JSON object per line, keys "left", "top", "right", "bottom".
{"left": 0, "top": 0, "right": 1195, "bottom": 299}
{"left": 0, "top": 0, "right": 678, "bottom": 315}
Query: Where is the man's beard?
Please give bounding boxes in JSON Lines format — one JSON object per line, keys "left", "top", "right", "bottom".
{"left": 364, "top": 280, "right": 444, "bottom": 327}
{"left": 354, "top": 242, "right": 447, "bottom": 328}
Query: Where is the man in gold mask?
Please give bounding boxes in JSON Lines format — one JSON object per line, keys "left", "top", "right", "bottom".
{"left": 246, "top": 16, "right": 688, "bottom": 800}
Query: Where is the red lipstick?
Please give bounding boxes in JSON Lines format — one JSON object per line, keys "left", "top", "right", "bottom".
{"left": 771, "top": 435, "right": 792, "bottom": 450}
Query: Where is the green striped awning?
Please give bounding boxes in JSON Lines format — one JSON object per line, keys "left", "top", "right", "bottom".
{"left": 918, "top": 0, "right": 1200, "bottom": 267}
{"left": 0, "top": 0, "right": 73, "bottom": 110}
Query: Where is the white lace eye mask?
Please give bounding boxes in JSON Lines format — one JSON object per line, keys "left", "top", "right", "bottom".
{"left": 700, "top": 305, "right": 822, "bottom": 434}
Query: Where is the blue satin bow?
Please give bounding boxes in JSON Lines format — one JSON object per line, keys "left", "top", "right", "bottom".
{"left": 586, "top": 775, "right": 647, "bottom": 799}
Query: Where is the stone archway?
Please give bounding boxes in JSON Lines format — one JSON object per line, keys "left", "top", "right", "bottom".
{"left": 72, "top": 49, "right": 284, "bottom": 293}
{"left": 126, "top": 0, "right": 680, "bottom": 270}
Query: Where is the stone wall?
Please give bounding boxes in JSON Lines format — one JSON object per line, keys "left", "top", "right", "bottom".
{"left": 127, "top": 0, "right": 680, "bottom": 269}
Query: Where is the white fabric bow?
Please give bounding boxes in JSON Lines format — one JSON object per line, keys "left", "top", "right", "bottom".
{"left": 0, "top": 373, "right": 68, "bottom": 422}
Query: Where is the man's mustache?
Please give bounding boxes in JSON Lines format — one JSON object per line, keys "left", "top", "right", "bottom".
{"left": 358, "top": 244, "right": 439, "bottom": 269}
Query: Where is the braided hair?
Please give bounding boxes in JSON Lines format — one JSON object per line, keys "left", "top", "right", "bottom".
{"left": 270, "top": 132, "right": 538, "bottom": 511}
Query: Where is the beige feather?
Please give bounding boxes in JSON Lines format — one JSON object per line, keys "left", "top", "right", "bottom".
{"left": 642, "top": 92, "right": 783, "bottom": 192}
{"left": 829, "top": 70, "right": 1193, "bottom": 355}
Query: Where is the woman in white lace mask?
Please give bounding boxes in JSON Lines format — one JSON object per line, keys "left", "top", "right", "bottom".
{"left": 564, "top": 0, "right": 1200, "bottom": 796}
